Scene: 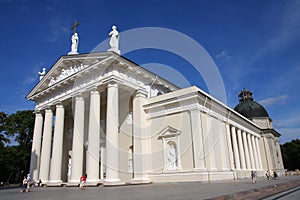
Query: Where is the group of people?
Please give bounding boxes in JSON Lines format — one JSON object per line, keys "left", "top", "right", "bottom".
{"left": 266, "top": 170, "right": 279, "bottom": 180}
{"left": 251, "top": 170, "right": 279, "bottom": 184}
{"left": 20, "top": 174, "right": 31, "bottom": 193}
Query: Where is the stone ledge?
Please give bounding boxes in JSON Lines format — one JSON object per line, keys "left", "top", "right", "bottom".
{"left": 206, "top": 179, "right": 300, "bottom": 200}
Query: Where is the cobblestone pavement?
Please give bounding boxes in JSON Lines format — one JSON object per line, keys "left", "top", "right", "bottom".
{"left": 0, "top": 176, "right": 299, "bottom": 200}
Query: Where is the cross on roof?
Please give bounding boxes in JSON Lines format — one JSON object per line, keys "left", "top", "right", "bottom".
{"left": 70, "top": 19, "right": 80, "bottom": 34}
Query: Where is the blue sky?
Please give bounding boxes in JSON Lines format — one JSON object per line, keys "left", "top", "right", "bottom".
{"left": 0, "top": 0, "right": 299, "bottom": 144}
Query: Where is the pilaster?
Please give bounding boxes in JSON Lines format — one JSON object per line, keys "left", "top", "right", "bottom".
{"left": 131, "top": 90, "right": 151, "bottom": 184}
{"left": 189, "top": 109, "right": 206, "bottom": 170}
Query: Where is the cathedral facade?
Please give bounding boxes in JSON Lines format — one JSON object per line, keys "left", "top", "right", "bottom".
{"left": 27, "top": 29, "right": 284, "bottom": 186}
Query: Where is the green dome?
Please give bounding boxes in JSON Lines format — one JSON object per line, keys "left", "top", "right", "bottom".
{"left": 234, "top": 90, "right": 269, "bottom": 119}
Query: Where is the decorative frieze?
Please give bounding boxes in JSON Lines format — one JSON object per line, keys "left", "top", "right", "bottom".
{"left": 48, "top": 64, "right": 88, "bottom": 86}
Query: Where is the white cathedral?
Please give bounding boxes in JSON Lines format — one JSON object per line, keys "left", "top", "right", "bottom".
{"left": 27, "top": 25, "right": 284, "bottom": 186}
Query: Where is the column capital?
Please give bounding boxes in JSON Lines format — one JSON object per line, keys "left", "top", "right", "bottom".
{"left": 45, "top": 108, "right": 53, "bottom": 113}
{"left": 90, "top": 89, "right": 100, "bottom": 95}
{"left": 74, "top": 94, "right": 84, "bottom": 100}
{"left": 107, "top": 81, "right": 118, "bottom": 88}
{"left": 55, "top": 101, "right": 64, "bottom": 107}
{"left": 133, "top": 89, "right": 147, "bottom": 98}
{"left": 33, "top": 110, "right": 42, "bottom": 114}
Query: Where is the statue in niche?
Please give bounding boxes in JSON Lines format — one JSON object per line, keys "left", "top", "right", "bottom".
{"left": 167, "top": 143, "right": 177, "bottom": 170}
{"left": 108, "top": 25, "right": 120, "bottom": 54}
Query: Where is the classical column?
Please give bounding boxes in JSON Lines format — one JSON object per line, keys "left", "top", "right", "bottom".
{"left": 100, "top": 142, "right": 105, "bottom": 180}
{"left": 86, "top": 89, "right": 101, "bottom": 183}
{"left": 247, "top": 133, "right": 255, "bottom": 169}
{"left": 29, "top": 111, "right": 44, "bottom": 182}
{"left": 237, "top": 129, "right": 246, "bottom": 170}
{"left": 49, "top": 104, "right": 65, "bottom": 183}
{"left": 242, "top": 131, "right": 251, "bottom": 170}
{"left": 252, "top": 135, "right": 259, "bottom": 169}
{"left": 104, "top": 82, "right": 122, "bottom": 185}
{"left": 189, "top": 109, "right": 206, "bottom": 170}
{"left": 225, "top": 124, "right": 234, "bottom": 170}
{"left": 131, "top": 90, "right": 151, "bottom": 183}
{"left": 69, "top": 96, "right": 85, "bottom": 183}
{"left": 39, "top": 108, "right": 53, "bottom": 182}
{"left": 255, "top": 137, "right": 263, "bottom": 169}
{"left": 231, "top": 126, "right": 241, "bottom": 170}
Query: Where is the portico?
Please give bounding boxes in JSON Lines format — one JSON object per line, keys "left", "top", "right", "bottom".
{"left": 27, "top": 51, "right": 174, "bottom": 185}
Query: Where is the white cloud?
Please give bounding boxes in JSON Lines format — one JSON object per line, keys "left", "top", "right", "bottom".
{"left": 276, "top": 127, "right": 300, "bottom": 144}
{"left": 258, "top": 95, "right": 287, "bottom": 106}
{"left": 248, "top": 1, "right": 300, "bottom": 65}
{"left": 216, "top": 51, "right": 227, "bottom": 58}
{"left": 46, "top": 15, "right": 69, "bottom": 42}
{"left": 216, "top": 50, "right": 235, "bottom": 61}
{"left": 271, "top": 112, "right": 300, "bottom": 143}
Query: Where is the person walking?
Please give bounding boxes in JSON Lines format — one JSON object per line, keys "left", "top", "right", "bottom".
{"left": 251, "top": 171, "right": 256, "bottom": 183}
{"left": 79, "top": 174, "right": 86, "bottom": 189}
{"left": 266, "top": 171, "right": 270, "bottom": 180}
{"left": 26, "top": 174, "right": 31, "bottom": 192}
{"left": 20, "top": 176, "right": 27, "bottom": 193}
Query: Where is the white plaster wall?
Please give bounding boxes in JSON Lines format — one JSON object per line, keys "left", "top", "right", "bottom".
{"left": 149, "top": 111, "right": 193, "bottom": 173}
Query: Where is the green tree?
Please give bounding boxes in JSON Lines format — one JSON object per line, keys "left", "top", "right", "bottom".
{"left": 0, "top": 111, "right": 9, "bottom": 147}
{"left": 281, "top": 139, "right": 300, "bottom": 171}
{"left": 0, "top": 110, "right": 34, "bottom": 184}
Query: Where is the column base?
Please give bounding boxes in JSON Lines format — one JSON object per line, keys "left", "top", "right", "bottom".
{"left": 46, "top": 180, "right": 64, "bottom": 187}
{"left": 130, "top": 177, "right": 152, "bottom": 185}
{"left": 85, "top": 179, "right": 102, "bottom": 186}
{"left": 103, "top": 179, "right": 125, "bottom": 186}
{"left": 193, "top": 168, "right": 207, "bottom": 172}
{"left": 67, "top": 179, "right": 80, "bottom": 187}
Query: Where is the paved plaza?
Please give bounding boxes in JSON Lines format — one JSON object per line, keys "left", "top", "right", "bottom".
{"left": 0, "top": 176, "right": 299, "bottom": 200}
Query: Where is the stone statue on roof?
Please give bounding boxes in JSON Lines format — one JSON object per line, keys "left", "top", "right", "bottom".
{"left": 38, "top": 68, "right": 46, "bottom": 80}
{"left": 68, "top": 33, "right": 79, "bottom": 55}
{"left": 71, "top": 33, "right": 79, "bottom": 52}
{"left": 68, "top": 20, "right": 80, "bottom": 55}
{"left": 108, "top": 25, "right": 121, "bottom": 54}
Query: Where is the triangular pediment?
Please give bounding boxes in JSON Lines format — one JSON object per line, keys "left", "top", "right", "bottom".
{"left": 26, "top": 51, "right": 180, "bottom": 102}
{"left": 157, "top": 126, "right": 181, "bottom": 139}
{"left": 26, "top": 52, "right": 115, "bottom": 100}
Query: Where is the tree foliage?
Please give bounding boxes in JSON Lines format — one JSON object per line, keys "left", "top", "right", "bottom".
{"left": 0, "top": 111, "right": 9, "bottom": 147}
{"left": 0, "top": 110, "right": 34, "bottom": 184}
{"left": 281, "top": 139, "right": 300, "bottom": 171}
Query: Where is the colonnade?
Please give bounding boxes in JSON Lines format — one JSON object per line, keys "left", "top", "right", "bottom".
{"left": 227, "top": 125, "right": 263, "bottom": 171}
{"left": 29, "top": 82, "right": 148, "bottom": 185}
